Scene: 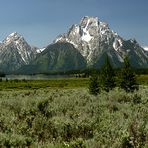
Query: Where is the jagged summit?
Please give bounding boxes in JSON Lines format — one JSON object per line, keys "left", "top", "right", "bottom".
{"left": 2, "top": 32, "right": 34, "bottom": 63}
{"left": 0, "top": 32, "right": 37, "bottom": 72}
{"left": 54, "top": 16, "right": 122, "bottom": 63}
{"left": 7, "top": 32, "right": 21, "bottom": 37}
{"left": 54, "top": 16, "right": 148, "bottom": 68}
{"left": 3, "top": 32, "right": 23, "bottom": 45}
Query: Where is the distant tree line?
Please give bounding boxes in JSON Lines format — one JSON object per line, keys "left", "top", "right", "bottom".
{"left": 42, "top": 66, "right": 148, "bottom": 77}
{"left": 1, "top": 65, "right": 147, "bottom": 76}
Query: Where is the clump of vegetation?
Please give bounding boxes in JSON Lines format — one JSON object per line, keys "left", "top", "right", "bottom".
{"left": 119, "top": 56, "right": 139, "bottom": 92}
{"left": 121, "top": 121, "right": 147, "bottom": 148}
{"left": 99, "top": 56, "right": 116, "bottom": 92}
{"left": 0, "top": 63, "right": 147, "bottom": 147}
{"left": 0, "top": 72, "right": 5, "bottom": 77}
{"left": 88, "top": 56, "right": 140, "bottom": 95}
{"left": 0, "top": 86, "right": 147, "bottom": 147}
{"left": 89, "top": 71, "right": 100, "bottom": 95}
{"left": 89, "top": 56, "right": 116, "bottom": 95}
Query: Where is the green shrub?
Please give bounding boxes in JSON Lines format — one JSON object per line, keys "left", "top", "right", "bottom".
{"left": 0, "top": 133, "right": 32, "bottom": 147}
{"left": 117, "top": 95, "right": 131, "bottom": 103}
{"left": 89, "top": 74, "right": 100, "bottom": 96}
{"left": 132, "top": 94, "right": 142, "bottom": 104}
{"left": 0, "top": 87, "right": 147, "bottom": 147}
{"left": 69, "top": 138, "right": 86, "bottom": 148}
{"left": 37, "top": 99, "right": 49, "bottom": 116}
{"left": 121, "top": 122, "right": 147, "bottom": 148}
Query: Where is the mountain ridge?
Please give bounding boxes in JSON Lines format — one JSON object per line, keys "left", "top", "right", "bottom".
{"left": 17, "top": 42, "right": 86, "bottom": 74}
{"left": 54, "top": 16, "right": 148, "bottom": 68}
{"left": 0, "top": 16, "right": 147, "bottom": 73}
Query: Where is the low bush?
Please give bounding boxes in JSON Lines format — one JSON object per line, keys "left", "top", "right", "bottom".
{"left": 0, "top": 87, "right": 147, "bottom": 147}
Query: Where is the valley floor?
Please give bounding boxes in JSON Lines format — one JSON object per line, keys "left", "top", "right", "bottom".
{"left": 0, "top": 85, "right": 148, "bottom": 147}
{"left": 0, "top": 74, "right": 148, "bottom": 90}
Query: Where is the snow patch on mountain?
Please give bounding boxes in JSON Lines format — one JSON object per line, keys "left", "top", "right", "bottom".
{"left": 81, "top": 30, "right": 92, "bottom": 42}
{"left": 143, "top": 46, "right": 148, "bottom": 51}
{"left": 81, "top": 19, "right": 93, "bottom": 42}
{"left": 36, "top": 47, "right": 46, "bottom": 53}
{"left": 113, "top": 38, "right": 123, "bottom": 51}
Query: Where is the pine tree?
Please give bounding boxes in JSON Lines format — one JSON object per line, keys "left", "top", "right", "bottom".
{"left": 89, "top": 72, "right": 100, "bottom": 96}
{"left": 100, "top": 56, "right": 116, "bottom": 92}
{"left": 119, "top": 56, "right": 139, "bottom": 92}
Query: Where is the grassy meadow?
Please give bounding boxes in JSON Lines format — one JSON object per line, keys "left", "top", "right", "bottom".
{"left": 0, "top": 74, "right": 148, "bottom": 90}
{"left": 0, "top": 75, "right": 148, "bottom": 147}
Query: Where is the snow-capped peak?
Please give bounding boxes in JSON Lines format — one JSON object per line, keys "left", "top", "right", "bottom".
{"left": 54, "top": 16, "right": 118, "bottom": 62}
{"left": 1, "top": 32, "right": 36, "bottom": 64}
{"left": 9, "top": 32, "right": 21, "bottom": 37}
{"left": 54, "top": 16, "right": 148, "bottom": 67}
{"left": 3, "top": 32, "right": 23, "bottom": 45}
{"left": 80, "top": 16, "right": 99, "bottom": 27}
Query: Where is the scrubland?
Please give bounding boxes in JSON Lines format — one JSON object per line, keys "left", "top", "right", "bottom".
{"left": 0, "top": 79, "right": 148, "bottom": 147}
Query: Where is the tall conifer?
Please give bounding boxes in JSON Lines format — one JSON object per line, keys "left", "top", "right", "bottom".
{"left": 99, "top": 56, "right": 116, "bottom": 92}
{"left": 89, "top": 70, "right": 100, "bottom": 95}
{"left": 119, "top": 56, "right": 139, "bottom": 92}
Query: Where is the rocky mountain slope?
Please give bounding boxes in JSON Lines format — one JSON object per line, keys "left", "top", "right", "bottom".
{"left": 54, "top": 16, "right": 148, "bottom": 68}
{"left": 0, "top": 16, "right": 147, "bottom": 74}
{"left": 0, "top": 32, "right": 37, "bottom": 73}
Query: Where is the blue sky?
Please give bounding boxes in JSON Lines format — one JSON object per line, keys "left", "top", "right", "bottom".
{"left": 0, "top": 0, "right": 147, "bottom": 47}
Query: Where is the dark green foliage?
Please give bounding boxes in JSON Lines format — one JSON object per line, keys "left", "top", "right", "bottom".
{"left": 117, "top": 95, "right": 132, "bottom": 103}
{"left": 119, "top": 56, "right": 139, "bottom": 92}
{"left": 121, "top": 136, "right": 133, "bottom": 148}
{"left": 99, "top": 56, "right": 116, "bottom": 92}
{"left": 132, "top": 94, "right": 142, "bottom": 104}
{"left": 117, "top": 94, "right": 142, "bottom": 104}
{"left": 89, "top": 73, "right": 100, "bottom": 95}
{"left": 37, "top": 99, "right": 49, "bottom": 116}
{"left": 0, "top": 134, "right": 32, "bottom": 147}
{"left": 0, "top": 72, "right": 5, "bottom": 77}
{"left": 5, "top": 78, "right": 8, "bottom": 82}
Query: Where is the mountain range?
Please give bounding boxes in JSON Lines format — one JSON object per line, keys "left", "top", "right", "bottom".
{"left": 0, "top": 16, "right": 148, "bottom": 74}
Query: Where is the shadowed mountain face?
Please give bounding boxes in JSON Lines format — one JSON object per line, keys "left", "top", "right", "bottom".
{"left": 0, "top": 16, "right": 147, "bottom": 74}
{"left": 18, "top": 42, "right": 86, "bottom": 74}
